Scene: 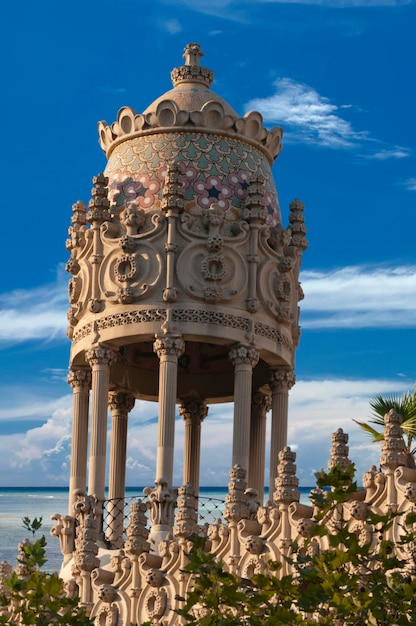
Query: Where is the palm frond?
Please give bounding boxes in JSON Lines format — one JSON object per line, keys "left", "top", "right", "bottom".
{"left": 352, "top": 419, "right": 384, "bottom": 442}
{"left": 369, "top": 392, "right": 416, "bottom": 423}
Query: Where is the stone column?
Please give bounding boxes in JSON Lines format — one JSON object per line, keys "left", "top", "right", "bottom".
{"left": 179, "top": 399, "right": 208, "bottom": 496}
{"left": 248, "top": 391, "right": 271, "bottom": 500}
{"left": 107, "top": 390, "right": 135, "bottom": 547}
{"left": 85, "top": 346, "right": 116, "bottom": 502}
{"left": 269, "top": 367, "right": 295, "bottom": 499}
{"left": 68, "top": 367, "right": 91, "bottom": 514}
{"left": 153, "top": 335, "right": 185, "bottom": 487}
{"left": 229, "top": 345, "right": 260, "bottom": 474}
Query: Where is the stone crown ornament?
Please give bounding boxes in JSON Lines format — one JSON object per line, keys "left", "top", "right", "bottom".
{"left": 98, "top": 43, "right": 283, "bottom": 165}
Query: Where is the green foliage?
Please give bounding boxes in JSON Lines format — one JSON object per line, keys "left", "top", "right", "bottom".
{"left": 175, "top": 465, "right": 416, "bottom": 625}
{"left": 354, "top": 389, "right": 416, "bottom": 456}
{"left": 0, "top": 519, "right": 93, "bottom": 625}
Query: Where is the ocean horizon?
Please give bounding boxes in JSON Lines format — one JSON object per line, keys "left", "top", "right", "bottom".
{"left": 0, "top": 485, "right": 315, "bottom": 572}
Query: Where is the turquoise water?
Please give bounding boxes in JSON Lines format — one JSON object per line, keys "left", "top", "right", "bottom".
{"left": 0, "top": 486, "right": 313, "bottom": 572}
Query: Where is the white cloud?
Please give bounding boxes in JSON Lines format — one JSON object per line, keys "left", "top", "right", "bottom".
{"left": 301, "top": 265, "right": 416, "bottom": 328}
{"left": 256, "top": 0, "right": 411, "bottom": 5}
{"left": 0, "top": 374, "right": 411, "bottom": 488}
{"left": 369, "top": 146, "right": 412, "bottom": 160}
{"left": 165, "top": 0, "right": 411, "bottom": 13}
{"left": 399, "top": 177, "right": 416, "bottom": 191}
{"left": 245, "top": 77, "right": 366, "bottom": 148}
{"left": 163, "top": 18, "right": 182, "bottom": 34}
{"left": 0, "top": 276, "right": 67, "bottom": 343}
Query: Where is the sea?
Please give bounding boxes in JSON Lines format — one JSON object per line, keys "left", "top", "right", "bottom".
{"left": 0, "top": 486, "right": 314, "bottom": 573}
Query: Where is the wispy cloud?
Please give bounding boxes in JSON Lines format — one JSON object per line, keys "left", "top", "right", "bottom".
{"left": 363, "top": 146, "right": 412, "bottom": 160}
{"left": 399, "top": 177, "right": 416, "bottom": 191}
{"left": 0, "top": 278, "right": 67, "bottom": 344}
{"left": 246, "top": 78, "right": 367, "bottom": 148}
{"left": 163, "top": 0, "right": 412, "bottom": 22}
{"left": 246, "top": 78, "right": 411, "bottom": 157}
{"left": 162, "top": 18, "right": 182, "bottom": 34}
{"left": 301, "top": 265, "right": 416, "bottom": 329}
{"left": 256, "top": 0, "right": 412, "bottom": 6}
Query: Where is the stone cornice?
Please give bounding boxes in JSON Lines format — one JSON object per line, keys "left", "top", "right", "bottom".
{"left": 98, "top": 103, "right": 283, "bottom": 165}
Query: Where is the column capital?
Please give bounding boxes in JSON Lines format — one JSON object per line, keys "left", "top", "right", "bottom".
{"left": 269, "top": 366, "right": 295, "bottom": 391}
{"left": 68, "top": 367, "right": 91, "bottom": 391}
{"left": 108, "top": 390, "right": 135, "bottom": 414}
{"left": 229, "top": 344, "right": 260, "bottom": 368}
{"left": 252, "top": 390, "right": 272, "bottom": 414}
{"left": 85, "top": 346, "right": 116, "bottom": 368}
{"left": 153, "top": 335, "right": 185, "bottom": 359}
{"left": 179, "top": 399, "right": 208, "bottom": 424}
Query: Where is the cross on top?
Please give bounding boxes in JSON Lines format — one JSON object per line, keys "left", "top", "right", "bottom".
{"left": 183, "top": 43, "right": 204, "bottom": 67}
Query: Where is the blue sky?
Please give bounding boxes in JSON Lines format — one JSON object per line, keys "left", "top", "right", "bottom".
{"left": 0, "top": 0, "right": 415, "bottom": 488}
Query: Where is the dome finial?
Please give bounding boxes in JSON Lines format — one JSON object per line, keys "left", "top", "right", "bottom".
{"left": 183, "top": 43, "right": 204, "bottom": 67}
{"left": 171, "top": 43, "right": 214, "bottom": 89}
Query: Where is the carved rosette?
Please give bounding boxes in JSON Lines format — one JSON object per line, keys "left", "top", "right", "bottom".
{"left": 269, "top": 367, "right": 296, "bottom": 392}
{"left": 125, "top": 500, "right": 150, "bottom": 557}
{"left": 174, "top": 483, "right": 199, "bottom": 539}
{"left": 144, "top": 478, "right": 178, "bottom": 527}
{"left": 228, "top": 345, "right": 260, "bottom": 369}
{"left": 273, "top": 447, "right": 300, "bottom": 506}
{"left": 328, "top": 428, "right": 351, "bottom": 471}
{"left": 153, "top": 335, "right": 185, "bottom": 359}
{"left": 143, "top": 588, "right": 167, "bottom": 621}
{"left": 224, "top": 464, "right": 249, "bottom": 524}
{"left": 94, "top": 604, "right": 118, "bottom": 626}
{"left": 120, "top": 204, "right": 145, "bottom": 236}
{"left": 380, "top": 409, "right": 407, "bottom": 470}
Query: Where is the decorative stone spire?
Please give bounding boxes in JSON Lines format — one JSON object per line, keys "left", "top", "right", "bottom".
{"left": 171, "top": 43, "right": 214, "bottom": 89}
{"left": 224, "top": 464, "right": 249, "bottom": 524}
{"left": 288, "top": 198, "right": 308, "bottom": 251}
{"left": 243, "top": 175, "right": 267, "bottom": 225}
{"left": 174, "top": 483, "right": 199, "bottom": 540}
{"left": 273, "top": 446, "right": 300, "bottom": 506}
{"left": 125, "top": 500, "right": 150, "bottom": 557}
{"left": 380, "top": 409, "right": 407, "bottom": 470}
{"left": 87, "top": 173, "right": 111, "bottom": 225}
{"left": 328, "top": 428, "right": 351, "bottom": 471}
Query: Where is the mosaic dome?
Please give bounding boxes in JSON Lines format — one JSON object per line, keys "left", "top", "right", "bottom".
{"left": 98, "top": 43, "right": 284, "bottom": 227}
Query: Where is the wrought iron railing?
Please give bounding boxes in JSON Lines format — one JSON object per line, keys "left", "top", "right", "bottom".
{"left": 102, "top": 494, "right": 226, "bottom": 547}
